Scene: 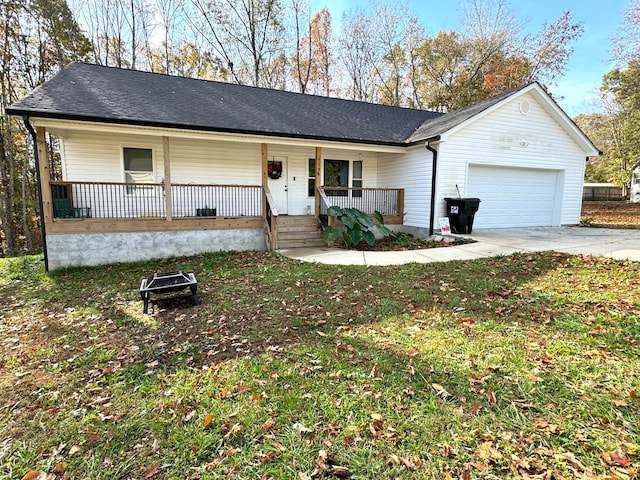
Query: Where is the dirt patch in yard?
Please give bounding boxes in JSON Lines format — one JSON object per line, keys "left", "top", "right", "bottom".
{"left": 351, "top": 234, "right": 475, "bottom": 251}
{"left": 581, "top": 201, "right": 640, "bottom": 229}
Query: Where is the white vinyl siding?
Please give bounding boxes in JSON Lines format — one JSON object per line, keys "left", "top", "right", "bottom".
{"left": 436, "top": 91, "right": 586, "bottom": 228}
{"left": 378, "top": 146, "right": 432, "bottom": 228}
{"left": 61, "top": 132, "right": 164, "bottom": 182}
{"left": 60, "top": 132, "right": 262, "bottom": 185}
{"left": 168, "top": 138, "right": 261, "bottom": 185}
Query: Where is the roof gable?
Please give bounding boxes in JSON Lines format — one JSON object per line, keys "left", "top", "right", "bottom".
{"left": 409, "top": 83, "right": 600, "bottom": 156}
{"left": 406, "top": 87, "right": 524, "bottom": 143}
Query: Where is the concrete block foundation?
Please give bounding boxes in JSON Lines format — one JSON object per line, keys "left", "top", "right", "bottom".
{"left": 47, "top": 229, "right": 267, "bottom": 269}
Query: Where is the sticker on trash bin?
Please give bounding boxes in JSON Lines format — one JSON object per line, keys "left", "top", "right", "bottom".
{"left": 450, "top": 205, "right": 459, "bottom": 214}
{"left": 439, "top": 217, "right": 451, "bottom": 235}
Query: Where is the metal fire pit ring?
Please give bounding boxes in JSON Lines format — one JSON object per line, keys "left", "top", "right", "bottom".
{"left": 140, "top": 271, "right": 198, "bottom": 314}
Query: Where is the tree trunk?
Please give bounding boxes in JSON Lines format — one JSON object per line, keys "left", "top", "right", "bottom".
{"left": 0, "top": 120, "right": 17, "bottom": 256}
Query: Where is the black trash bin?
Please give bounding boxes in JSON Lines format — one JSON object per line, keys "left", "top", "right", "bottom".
{"left": 444, "top": 197, "right": 481, "bottom": 234}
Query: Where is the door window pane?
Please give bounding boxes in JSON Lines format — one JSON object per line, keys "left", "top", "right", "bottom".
{"left": 308, "top": 158, "right": 316, "bottom": 197}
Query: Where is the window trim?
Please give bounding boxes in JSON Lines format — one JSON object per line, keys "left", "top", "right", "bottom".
{"left": 123, "top": 146, "right": 155, "bottom": 195}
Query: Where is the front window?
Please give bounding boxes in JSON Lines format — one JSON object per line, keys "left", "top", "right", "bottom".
{"left": 124, "top": 147, "right": 153, "bottom": 194}
{"left": 324, "top": 159, "right": 349, "bottom": 196}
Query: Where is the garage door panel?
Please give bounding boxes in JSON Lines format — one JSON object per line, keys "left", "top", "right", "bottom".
{"left": 467, "top": 165, "right": 559, "bottom": 228}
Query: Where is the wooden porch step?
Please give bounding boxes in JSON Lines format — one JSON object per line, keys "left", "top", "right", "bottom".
{"left": 276, "top": 215, "right": 326, "bottom": 249}
{"left": 278, "top": 238, "right": 327, "bottom": 249}
{"left": 278, "top": 224, "right": 322, "bottom": 233}
{"left": 277, "top": 215, "right": 319, "bottom": 226}
{"left": 279, "top": 230, "right": 324, "bottom": 240}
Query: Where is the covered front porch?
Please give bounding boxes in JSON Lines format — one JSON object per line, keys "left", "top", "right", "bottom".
{"left": 35, "top": 126, "right": 405, "bottom": 254}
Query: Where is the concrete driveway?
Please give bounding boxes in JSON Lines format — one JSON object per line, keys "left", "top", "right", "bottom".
{"left": 279, "top": 226, "right": 640, "bottom": 266}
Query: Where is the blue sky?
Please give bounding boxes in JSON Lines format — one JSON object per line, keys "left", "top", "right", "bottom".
{"left": 310, "top": 0, "right": 631, "bottom": 117}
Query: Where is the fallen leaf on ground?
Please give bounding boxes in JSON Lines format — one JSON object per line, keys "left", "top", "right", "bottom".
{"left": 222, "top": 423, "right": 242, "bottom": 439}
{"left": 143, "top": 462, "right": 161, "bottom": 478}
{"left": 22, "top": 472, "right": 55, "bottom": 480}
{"left": 599, "top": 451, "right": 631, "bottom": 467}
{"left": 68, "top": 445, "right": 81, "bottom": 455}
{"left": 432, "top": 383, "right": 451, "bottom": 397}
{"left": 292, "top": 422, "right": 312, "bottom": 434}
{"left": 262, "top": 417, "right": 275, "bottom": 431}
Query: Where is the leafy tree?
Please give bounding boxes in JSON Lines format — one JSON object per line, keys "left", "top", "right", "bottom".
{"left": 576, "top": 112, "right": 621, "bottom": 184}
{"left": 523, "top": 11, "right": 584, "bottom": 87}
{"left": 189, "top": 0, "right": 287, "bottom": 87}
{"left": 291, "top": 6, "right": 332, "bottom": 95}
{"left": 410, "top": 1, "right": 582, "bottom": 111}
{"left": 149, "top": 40, "right": 228, "bottom": 80}
{"left": 338, "top": 7, "right": 377, "bottom": 102}
{"left": 612, "top": 0, "right": 640, "bottom": 64}
{"left": 596, "top": 61, "right": 640, "bottom": 189}
{"left": 411, "top": 31, "right": 471, "bottom": 111}
{"left": 0, "top": 0, "right": 90, "bottom": 256}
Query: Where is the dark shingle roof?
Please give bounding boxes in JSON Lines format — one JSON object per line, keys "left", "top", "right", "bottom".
{"left": 8, "top": 63, "right": 451, "bottom": 146}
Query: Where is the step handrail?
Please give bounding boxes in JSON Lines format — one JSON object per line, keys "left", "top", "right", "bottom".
{"left": 263, "top": 185, "right": 279, "bottom": 250}
{"left": 317, "top": 186, "right": 334, "bottom": 229}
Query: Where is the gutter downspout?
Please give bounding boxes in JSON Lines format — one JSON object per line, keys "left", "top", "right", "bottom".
{"left": 425, "top": 136, "right": 441, "bottom": 237}
{"left": 23, "top": 116, "right": 49, "bottom": 272}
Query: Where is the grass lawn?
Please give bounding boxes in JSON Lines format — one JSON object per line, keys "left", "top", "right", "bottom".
{"left": 0, "top": 251, "right": 638, "bottom": 479}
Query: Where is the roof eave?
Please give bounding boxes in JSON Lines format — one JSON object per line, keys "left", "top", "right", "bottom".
{"left": 8, "top": 108, "right": 411, "bottom": 148}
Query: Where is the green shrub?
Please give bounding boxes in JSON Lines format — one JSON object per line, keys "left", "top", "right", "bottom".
{"left": 323, "top": 206, "right": 391, "bottom": 248}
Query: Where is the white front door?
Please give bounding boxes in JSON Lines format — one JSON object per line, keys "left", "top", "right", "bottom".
{"left": 267, "top": 156, "right": 288, "bottom": 214}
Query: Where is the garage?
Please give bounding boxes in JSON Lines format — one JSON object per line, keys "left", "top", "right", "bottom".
{"left": 467, "top": 165, "right": 562, "bottom": 228}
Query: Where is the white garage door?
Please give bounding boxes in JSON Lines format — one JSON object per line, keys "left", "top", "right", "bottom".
{"left": 467, "top": 165, "right": 560, "bottom": 228}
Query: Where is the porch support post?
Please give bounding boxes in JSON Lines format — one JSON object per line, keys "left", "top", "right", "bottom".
{"left": 261, "top": 143, "right": 268, "bottom": 218}
{"left": 314, "top": 146, "right": 322, "bottom": 217}
{"left": 397, "top": 189, "right": 404, "bottom": 224}
{"left": 163, "top": 136, "right": 172, "bottom": 220}
{"left": 36, "top": 127, "right": 53, "bottom": 225}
